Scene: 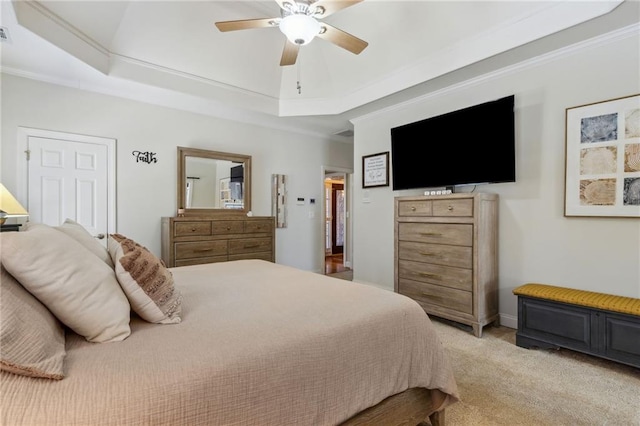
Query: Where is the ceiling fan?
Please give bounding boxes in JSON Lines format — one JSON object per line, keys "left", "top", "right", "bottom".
{"left": 215, "top": 0, "right": 368, "bottom": 66}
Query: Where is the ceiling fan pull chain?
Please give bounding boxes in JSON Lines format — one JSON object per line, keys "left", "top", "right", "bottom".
{"left": 297, "top": 53, "right": 302, "bottom": 95}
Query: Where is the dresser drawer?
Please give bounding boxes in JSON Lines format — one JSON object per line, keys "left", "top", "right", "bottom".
{"left": 398, "top": 278, "right": 472, "bottom": 315}
{"left": 174, "top": 221, "right": 212, "bottom": 237}
{"left": 398, "top": 259, "right": 472, "bottom": 291}
{"left": 397, "top": 200, "right": 432, "bottom": 217}
{"left": 229, "top": 237, "right": 272, "bottom": 255}
{"left": 175, "top": 241, "right": 228, "bottom": 260}
{"left": 432, "top": 198, "right": 473, "bottom": 216}
{"left": 398, "top": 223, "right": 472, "bottom": 246}
{"left": 398, "top": 241, "right": 472, "bottom": 269}
{"left": 229, "top": 251, "right": 273, "bottom": 262}
{"left": 245, "top": 219, "right": 273, "bottom": 233}
{"left": 212, "top": 221, "right": 244, "bottom": 234}
{"left": 174, "top": 256, "right": 228, "bottom": 267}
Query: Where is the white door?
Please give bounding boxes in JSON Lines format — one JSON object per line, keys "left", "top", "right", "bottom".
{"left": 18, "top": 128, "right": 116, "bottom": 246}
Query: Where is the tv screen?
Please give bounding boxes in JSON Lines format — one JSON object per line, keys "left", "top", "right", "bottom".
{"left": 390, "top": 95, "right": 515, "bottom": 190}
{"left": 230, "top": 164, "right": 243, "bottom": 183}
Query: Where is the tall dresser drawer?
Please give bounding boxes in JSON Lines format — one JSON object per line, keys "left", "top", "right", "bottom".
{"left": 432, "top": 199, "right": 473, "bottom": 216}
{"left": 398, "top": 259, "right": 472, "bottom": 291}
{"left": 397, "top": 200, "right": 433, "bottom": 217}
{"left": 175, "top": 240, "right": 228, "bottom": 260}
{"left": 398, "top": 279, "right": 473, "bottom": 315}
{"left": 398, "top": 241, "right": 472, "bottom": 269}
{"left": 175, "top": 221, "right": 212, "bottom": 237}
{"left": 398, "top": 223, "right": 473, "bottom": 246}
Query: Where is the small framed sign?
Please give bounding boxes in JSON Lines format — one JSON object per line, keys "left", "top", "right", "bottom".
{"left": 362, "top": 151, "right": 390, "bottom": 188}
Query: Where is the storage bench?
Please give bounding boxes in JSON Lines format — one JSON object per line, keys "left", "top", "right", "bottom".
{"left": 513, "top": 283, "right": 640, "bottom": 368}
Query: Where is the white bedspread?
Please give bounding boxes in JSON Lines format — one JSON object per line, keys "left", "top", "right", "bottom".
{"left": 1, "top": 260, "right": 459, "bottom": 425}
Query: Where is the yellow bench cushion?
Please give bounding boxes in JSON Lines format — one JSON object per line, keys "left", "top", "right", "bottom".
{"left": 513, "top": 283, "right": 640, "bottom": 316}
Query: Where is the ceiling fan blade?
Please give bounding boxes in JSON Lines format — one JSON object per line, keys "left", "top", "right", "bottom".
{"left": 312, "top": 0, "right": 364, "bottom": 18}
{"left": 215, "top": 18, "right": 278, "bottom": 32}
{"left": 317, "top": 23, "right": 368, "bottom": 55}
{"left": 280, "top": 40, "right": 300, "bottom": 66}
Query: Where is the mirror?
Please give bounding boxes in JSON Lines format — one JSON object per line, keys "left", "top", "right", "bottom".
{"left": 177, "top": 146, "right": 251, "bottom": 215}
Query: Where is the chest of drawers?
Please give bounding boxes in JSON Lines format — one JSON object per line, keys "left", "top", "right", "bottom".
{"left": 161, "top": 216, "right": 275, "bottom": 267}
{"left": 394, "top": 193, "right": 498, "bottom": 337}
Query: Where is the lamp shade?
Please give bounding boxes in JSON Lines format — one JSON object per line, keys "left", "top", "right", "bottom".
{"left": 0, "top": 184, "right": 28, "bottom": 224}
{"left": 279, "top": 14, "right": 320, "bottom": 45}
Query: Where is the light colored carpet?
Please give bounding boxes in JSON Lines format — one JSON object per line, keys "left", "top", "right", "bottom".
{"left": 429, "top": 317, "right": 640, "bottom": 426}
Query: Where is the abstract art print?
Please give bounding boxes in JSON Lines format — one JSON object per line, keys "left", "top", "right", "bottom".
{"left": 565, "top": 94, "right": 640, "bottom": 217}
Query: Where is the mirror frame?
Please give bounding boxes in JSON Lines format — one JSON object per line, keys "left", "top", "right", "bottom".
{"left": 177, "top": 146, "right": 252, "bottom": 216}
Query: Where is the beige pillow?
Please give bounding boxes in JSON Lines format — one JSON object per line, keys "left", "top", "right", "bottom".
{"left": 0, "top": 265, "right": 66, "bottom": 380}
{"left": 55, "top": 218, "right": 114, "bottom": 268}
{"left": 108, "top": 233, "right": 182, "bottom": 324}
{"left": 1, "top": 225, "right": 131, "bottom": 343}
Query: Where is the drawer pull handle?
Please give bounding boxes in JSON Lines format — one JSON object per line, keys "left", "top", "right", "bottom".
{"left": 447, "top": 205, "right": 454, "bottom": 211}
{"left": 419, "top": 252, "right": 439, "bottom": 257}
{"left": 244, "top": 244, "right": 260, "bottom": 248}
{"left": 194, "top": 248, "right": 214, "bottom": 252}
{"left": 418, "top": 273, "right": 441, "bottom": 279}
{"left": 226, "top": 227, "right": 231, "bottom": 230}
{"left": 419, "top": 232, "right": 442, "bottom": 237}
{"left": 191, "top": 228, "right": 197, "bottom": 232}
{"left": 421, "top": 292, "right": 444, "bottom": 301}
{"left": 410, "top": 206, "right": 416, "bottom": 211}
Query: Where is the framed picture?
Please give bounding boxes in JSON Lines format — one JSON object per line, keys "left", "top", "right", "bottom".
{"left": 219, "top": 177, "right": 230, "bottom": 203}
{"left": 564, "top": 94, "right": 640, "bottom": 217}
{"left": 362, "top": 151, "right": 390, "bottom": 188}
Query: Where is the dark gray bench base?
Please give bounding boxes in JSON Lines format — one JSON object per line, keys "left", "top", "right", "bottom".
{"left": 516, "top": 296, "right": 640, "bottom": 369}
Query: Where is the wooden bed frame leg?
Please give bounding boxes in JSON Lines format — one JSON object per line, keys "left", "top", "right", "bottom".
{"left": 428, "top": 409, "right": 445, "bottom": 426}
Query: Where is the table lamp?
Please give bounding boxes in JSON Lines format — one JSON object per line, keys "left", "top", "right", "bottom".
{"left": 0, "top": 184, "right": 29, "bottom": 226}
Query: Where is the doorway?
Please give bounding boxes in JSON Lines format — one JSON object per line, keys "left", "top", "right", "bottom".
{"left": 322, "top": 167, "right": 352, "bottom": 278}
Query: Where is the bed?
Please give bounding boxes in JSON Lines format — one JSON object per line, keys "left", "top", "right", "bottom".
{"left": 0, "top": 222, "right": 459, "bottom": 426}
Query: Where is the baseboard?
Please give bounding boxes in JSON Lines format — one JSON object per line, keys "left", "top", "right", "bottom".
{"left": 499, "top": 313, "right": 517, "bottom": 329}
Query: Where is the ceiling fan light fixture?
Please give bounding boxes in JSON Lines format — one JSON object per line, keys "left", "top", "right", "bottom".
{"left": 279, "top": 14, "right": 320, "bottom": 45}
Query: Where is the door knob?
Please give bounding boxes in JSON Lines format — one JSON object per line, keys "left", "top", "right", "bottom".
{"left": 94, "top": 233, "right": 105, "bottom": 240}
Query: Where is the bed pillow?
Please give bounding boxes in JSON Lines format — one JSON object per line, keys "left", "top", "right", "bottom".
{"left": 0, "top": 265, "right": 66, "bottom": 380}
{"left": 1, "top": 224, "right": 131, "bottom": 343}
{"left": 55, "top": 218, "right": 114, "bottom": 268}
{"left": 108, "top": 233, "right": 182, "bottom": 324}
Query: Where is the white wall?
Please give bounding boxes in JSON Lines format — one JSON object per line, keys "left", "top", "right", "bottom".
{"left": 351, "top": 27, "right": 640, "bottom": 327}
{"left": 0, "top": 74, "right": 353, "bottom": 272}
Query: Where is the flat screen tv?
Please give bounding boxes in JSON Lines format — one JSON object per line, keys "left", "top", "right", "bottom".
{"left": 390, "top": 94, "right": 515, "bottom": 191}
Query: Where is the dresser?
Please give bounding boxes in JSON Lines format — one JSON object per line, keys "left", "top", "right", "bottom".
{"left": 161, "top": 216, "right": 275, "bottom": 267}
{"left": 394, "top": 193, "right": 498, "bottom": 337}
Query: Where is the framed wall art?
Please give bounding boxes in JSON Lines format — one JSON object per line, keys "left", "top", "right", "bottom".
{"left": 564, "top": 93, "right": 640, "bottom": 217}
{"left": 362, "top": 151, "right": 389, "bottom": 188}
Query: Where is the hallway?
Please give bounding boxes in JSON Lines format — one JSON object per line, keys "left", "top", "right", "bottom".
{"left": 325, "top": 254, "right": 352, "bottom": 281}
{"left": 325, "top": 253, "right": 348, "bottom": 274}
